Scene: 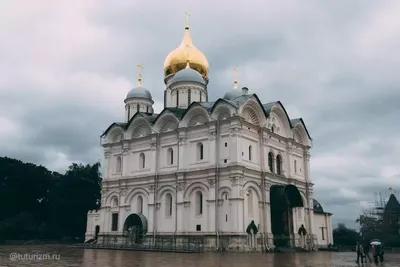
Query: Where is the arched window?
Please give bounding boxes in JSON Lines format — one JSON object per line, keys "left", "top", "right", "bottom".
{"left": 195, "top": 191, "right": 203, "bottom": 215}
{"left": 166, "top": 193, "right": 173, "bottom": 217}
{"left": 248, "top": 145, "right": 252, "bottom": 161}
{"left": 197, "top": 142, "right": 204, "bottom": 161}
{"left": 139, "top": 153, "right": 145, "bottom": 169}
{"left": 137, "top": 195, "right": 143, "bottom": 213}
{"left": 222, "top": 193, "right": 228, "bottom": 200}
{"left": 112, "top": 197, "right": 118, "bottom": 207}
{"left": 167, "top": 148, "right": 173, "bottom": 165}
{"left": 268, "top": 152, "right": 274, "bottom": 172}
{"left": 294, "top": 160, "right": 297, "bottom": 173}
{"left": 247, "top": 189, "right": 253, "bottom": 217}
{"left": 271, "top": 125, "right": 275, "bottom": 133}
{"left": 116, "top": 156, "right": 122, "bottom": 173}
{"left": 276, "top": 154, "right": 282, "bottom": 175}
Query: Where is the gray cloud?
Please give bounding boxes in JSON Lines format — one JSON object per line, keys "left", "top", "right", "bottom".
{"left": 1, "top": 0, "right": 400, "bottom": 227}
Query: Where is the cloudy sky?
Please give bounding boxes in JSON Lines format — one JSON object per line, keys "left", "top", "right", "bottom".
{"left": 1, "top": 1, "right": 400, "bottom": 228}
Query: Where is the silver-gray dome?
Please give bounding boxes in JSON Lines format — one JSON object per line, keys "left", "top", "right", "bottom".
{"left": 223, "top": 90, "right": 243, "bottom": 100}
{"left": 169, "top": 68, "right": 205, "bottom": 86}
{"left": 126, "top": 87, "right": 152, "bottom": 101}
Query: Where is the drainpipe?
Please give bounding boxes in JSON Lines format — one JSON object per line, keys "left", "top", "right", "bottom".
{"left": 153, "top": 133, "right": 160, "bottom": 245}
{"left": 214, "top": 119, "right": 220, "bottom": 250}
{"left": 174, "top": 130, "right": 179, "bottom": 243}
{"left": 258, "top": 126, "right": 266, "bottom": 251}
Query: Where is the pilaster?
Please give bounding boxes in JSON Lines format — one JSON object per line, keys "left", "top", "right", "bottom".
{"left": 104, "top": 151, "right": 111, "bottom": 179}
{"left": 229, "top": 175, "right": 244, "bottom": 232}
{"left": 178, "top": 131, "right": 186, "bottom": 169}
{"left": 176, "top": 182, "right": 186, "bottom": 232}
{"left": 147, "top": 185, "right": 155, "bottom": 232}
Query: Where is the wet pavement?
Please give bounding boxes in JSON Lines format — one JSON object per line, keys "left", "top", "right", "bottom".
{"left": 0, "top": 245, "right": 399, "bottom": 266}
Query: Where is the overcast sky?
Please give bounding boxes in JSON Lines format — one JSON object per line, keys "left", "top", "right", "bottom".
{"left": 1, "top": 1, "right": 400, "bottom": 228}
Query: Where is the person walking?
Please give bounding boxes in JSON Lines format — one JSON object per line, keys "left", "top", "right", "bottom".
{"left": 298, "top": 224, "right": 307, "bottom": 248}
{"left": 363, "top": 241, "right": 372, "bottom": 263}
{"left": 355, "top": 241, "right": 365, "bottom": 264}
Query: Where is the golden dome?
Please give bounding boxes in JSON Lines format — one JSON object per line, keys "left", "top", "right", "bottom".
{"left": 163, "top": 25, "right": 209, "bottom": 79}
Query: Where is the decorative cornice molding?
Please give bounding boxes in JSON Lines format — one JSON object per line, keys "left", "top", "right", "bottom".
{"left": 176, "top": 182, "right": 186, "bottom": 191}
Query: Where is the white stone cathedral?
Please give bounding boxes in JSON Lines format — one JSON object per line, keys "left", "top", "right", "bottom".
{"left": 85, "top": 18, "right": 333, "bottom": 251}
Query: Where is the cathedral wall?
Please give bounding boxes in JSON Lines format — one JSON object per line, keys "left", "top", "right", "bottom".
{"left": 219, "top": 134, "right": 231, "bottom": 164}
{"left": 157, "top": 188, "right": 176, "bottom": 232}
{"left": 239, "top": 131, "right": 260, "bottom": 170}
{"left": 313, "top": 213, "right": 333, "bottom": 247}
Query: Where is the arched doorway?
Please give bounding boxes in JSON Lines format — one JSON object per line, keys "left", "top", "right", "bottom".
{"left": 123, "top": 213, "right": 148, "bottom": 244}
{"left": 94, "top": 225, "right": 100, "bottom": 240}
{"left": 270, "top": 184, "right": 304, "bottom": 247}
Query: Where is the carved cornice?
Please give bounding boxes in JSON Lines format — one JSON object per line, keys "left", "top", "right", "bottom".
{"left": 229, "top": 175, "right": 244, "bottom": 186}
{"left": 150, "top": 142, "right": 157, "bottom": 150}
{"left": 176, "top": 182, "right": 186, "bottom": 191}
{"left": 119, "top": 187, "right": 128, "bottom": 196}
{"left": 178, "top": 137, "right": 186, "bottom": 146}
{"left": 104, "top": 151, "right": 111, "bottom": 159}
{"left": 305, "top": 152, "right": 311, "bottom": 162}
{"left": 148, "top": 185, "right": 155, "bottom": 193}
{"left": 208, "top": 131, "right": 216, "bottom": 141}
{"left": 229, "top": 127, "right": 241, "bottom": 137}
{"left": 207, "top": 178, "right": 216, "bottom": 188}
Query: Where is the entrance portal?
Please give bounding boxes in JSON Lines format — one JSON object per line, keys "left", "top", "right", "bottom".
{"left": 123, "top": 213, "right": 148, "bottom": 244}
{"left": 270, "top": 184, "right": 304, "bottom": 247}
{"left": 94, "top": 225, "right": 100, "bottom": 240}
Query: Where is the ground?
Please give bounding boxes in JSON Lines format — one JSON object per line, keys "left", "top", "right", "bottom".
{"left": 1, "top": 245, "right": 400, "bottom": 266}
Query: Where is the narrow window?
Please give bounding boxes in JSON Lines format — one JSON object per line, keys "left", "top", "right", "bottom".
{"left": 225, "top": 142, "right": 227, "bottom": 147}
{"left": 137, "top": 195, "right": 143, "bottom": 213}
{"left": 112, "top": 197, "right": 118, "bottom": 207}
{"left": 196, "top": 224, "right": 201, "bottom": 231}
{"left": 137, "top": 105, "right": 140, "bottom": 112}
{"left": 166, "top": 193, "right": 173, "bottom": 217}
{"left": 276, "top": 155, "right": 282, "bottom": 175}
{"left": 226, "top": 214, "right": 228, "bottom": 222}
{"left": 268, "top": 152, "right": 274, "bottom": 172}
{"left": 167, "top": 148, "right": 173, "bottom": 165}
{"left": 146, "top": 106, "right": 149, "bottom": 113}
{"left": 116, "top": 156, "right": 122, "bottom": 173}
{"left": 247, "top": 190, "right": 253, "bottom": 217}
{"left": 176, "top": 90, "right": 179, "bottom": 107}
{"left": 111, "top": 213, "right": 119, "bottom": 231}
{"left": 294, "top": 160, "right": 297, "bottom": 173}
{"left": 188, "top": 89, "right": 191, "bottom": 105}
{"left": 197, "top": 143, "right": 204, "bottom": 160}
{"left": 196, "top": 191, "right": 203, "bottom": 215}
{"left": 271, "top": 125, "right": 275, "bottom": 133}
{"left": 248, "top": 145, "right": 252, "bottom": 161}
{"left": 200, "top": 91, "right": 202, "bottom": 102}
{"left": 321, "top": 227, "right": 325, "bottom": 240}
{"left": 225, "top": 193, "right": 228, "bottom": 200}
{"left": 139, "top": 153, "right": 145, "bottom": 169}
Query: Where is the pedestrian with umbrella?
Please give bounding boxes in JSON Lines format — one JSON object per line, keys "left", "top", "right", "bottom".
{"left": 370, "top": 240, "right": 384, "bottom": 263}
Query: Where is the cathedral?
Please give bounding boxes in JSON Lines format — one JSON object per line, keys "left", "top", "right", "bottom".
{"left": 85, "top": 16, "right": 333, "bottom": 251}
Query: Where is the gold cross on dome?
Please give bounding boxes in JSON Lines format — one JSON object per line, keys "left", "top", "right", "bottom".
{"left": 185, "top": 11, "right": 191, "bottom": 26}
{"left": 234, "top": 68, "right": 238, "bottom": 81}
{"left": 137, "top": 64, "right": 143, "bottom": 87}
{"left": 137, "top": 64, "right": 143, "bottom": 75}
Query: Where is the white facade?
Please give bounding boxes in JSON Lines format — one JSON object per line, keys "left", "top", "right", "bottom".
{"left": 85, "top": 23, "right": 333, "bottom": 251}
